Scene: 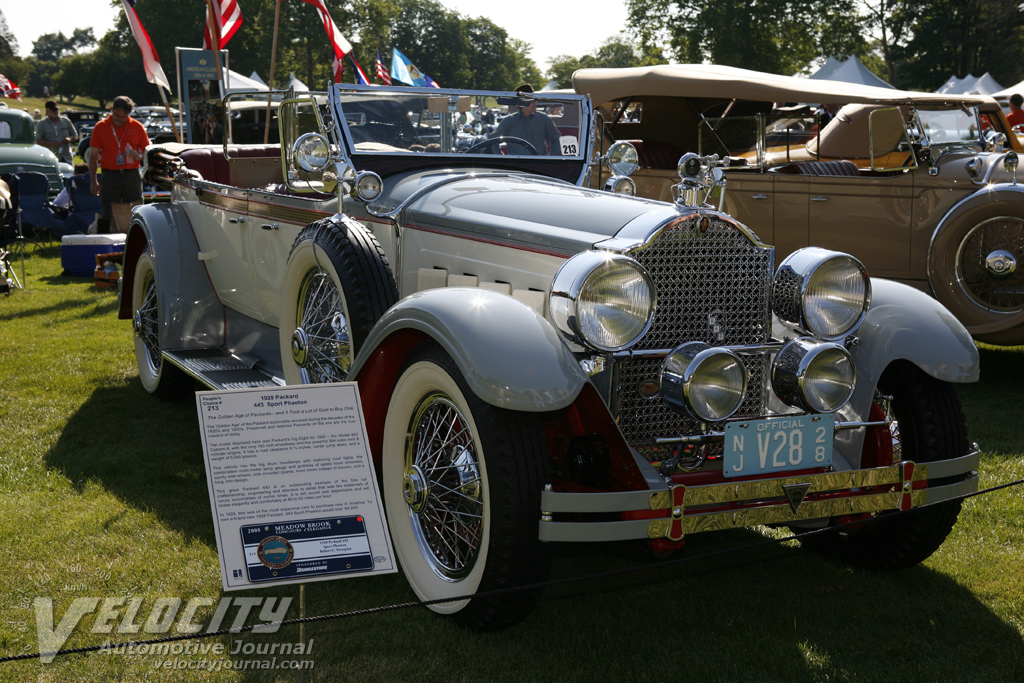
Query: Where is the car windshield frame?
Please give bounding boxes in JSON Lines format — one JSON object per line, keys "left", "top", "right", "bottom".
{"left": 325, "top": 84, "right": 593, "bottom": 184}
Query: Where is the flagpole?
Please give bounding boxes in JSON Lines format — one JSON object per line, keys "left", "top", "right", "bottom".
{"left": 159, "top": 85, "right": 182, "bottom": 143}
{"left": 205, "top": 0, "right": 228, "bottom": 108}
{"left": 264, "top": 0, "right": 282, "bottom": 144}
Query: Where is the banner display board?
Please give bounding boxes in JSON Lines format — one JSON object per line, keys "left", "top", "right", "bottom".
{"left": 196, "top": 383, "right": 396, "bottom": 590}
{"left": 176, "top": 47, "right": 228, "bottom": 144}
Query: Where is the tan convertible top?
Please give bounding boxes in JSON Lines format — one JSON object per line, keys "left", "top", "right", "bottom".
{"left": 572, "top": 64, "right": 988, "bottom": 109}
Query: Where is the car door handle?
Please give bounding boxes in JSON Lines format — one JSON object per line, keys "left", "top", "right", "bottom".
{"left": 810, "top": 196, "right": 829, "bottom": 202}
{"left": 261, "top": 223, "right": 279, "bottom": 231}
{"left": 228, "top": 216, "right": 246, "bottom": 224}
{"left": 751, "top": 194, "right": 768, "bottom": 200}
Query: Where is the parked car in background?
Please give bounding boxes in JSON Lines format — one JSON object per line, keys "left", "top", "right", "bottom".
{"left": 574, "top": 64, "right": 1024, "bottom": 345}
{"left": 123, "top": 82, "right": 980, "bottom": 630}
{"left": 0, "top": 107, "right": 70, "bottom": 195}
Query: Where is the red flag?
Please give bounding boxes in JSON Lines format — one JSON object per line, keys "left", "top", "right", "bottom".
{"left": 297, "top": 0, "right": 352, "bottom": 64}
{"left": 0, "top": 74, "right": 22, "bottom": 100}
{"left": 203, "top": 0, "right": 243, "bottom": 50}
{"left": 375, "top": 48, "right": 391, "bottom": 85}
{"left": 121, "top": 0, "right": 171, "bottom": 93}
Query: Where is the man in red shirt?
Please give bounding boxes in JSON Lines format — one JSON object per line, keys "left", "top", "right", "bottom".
{"left": 1007, "top": 94, "right": 1024, "bottom": 129}
{"left": 89, "top": 95, "right": 150, "bottom": 233}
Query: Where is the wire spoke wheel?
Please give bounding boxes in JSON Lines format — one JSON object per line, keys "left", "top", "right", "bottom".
{"left": 383, "top": 344, "right": 550, "bottom": 630}
{"left": 293, "top": 269, "right": 350, "bottom": 383}
{"left": 955, "top": 216, "right": 1024, "bottom": 312}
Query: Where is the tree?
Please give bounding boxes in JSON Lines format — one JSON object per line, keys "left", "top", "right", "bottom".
{"left": 625, "top": 0, "right": 868, "bottom": 75}
{"left": 31, "top": 29, "right": 96, "bottom": 62}
{"left": 546, "top": 36, "right": 649, "bottom": 89}
{"left": 0, "top": 9, "right": 16, "bottom": 58}
{"left": 892, "top": 0, "right": 1024, "bottom": 90}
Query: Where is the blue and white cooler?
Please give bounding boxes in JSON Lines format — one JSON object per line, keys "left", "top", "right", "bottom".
{"left": 60, "top": 233, "right": 127, "bottom": 277}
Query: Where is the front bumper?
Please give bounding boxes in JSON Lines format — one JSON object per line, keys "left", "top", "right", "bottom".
{"left": 538, "top": 447, "right": 981, "bottom": 542}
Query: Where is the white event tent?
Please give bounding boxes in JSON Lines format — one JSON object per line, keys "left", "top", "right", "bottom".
{"left": 809, "top": 56, "right": 894, "bottom": 89}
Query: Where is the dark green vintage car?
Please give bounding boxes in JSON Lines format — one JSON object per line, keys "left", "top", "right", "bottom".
{"left": 0, "top": 107, "right": 69, "bottom": 195}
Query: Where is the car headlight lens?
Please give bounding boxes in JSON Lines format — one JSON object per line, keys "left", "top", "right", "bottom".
{"left": 772, "top": 338, "right": 856, "bottom": 413}
{"left": 604, "top": 175, "right": 636, "bottom": 196}
{"left": 660, "top": 342, "right": 748, "bottom": 422}
{"left": 773, "top": 247, "right": 870, "bottom": 340}
{"left": 549, "top": 252, "right": 655, "bottom": 352}
{"left": 354, "top": 171, "right": 383, "bottom": 202}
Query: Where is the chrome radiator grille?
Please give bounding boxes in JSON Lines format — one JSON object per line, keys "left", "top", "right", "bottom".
{"left": 619, "top": 214, "right": 774, "bottom": 462}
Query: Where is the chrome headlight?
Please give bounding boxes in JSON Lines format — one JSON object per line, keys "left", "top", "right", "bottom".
{"left": 606, "top": 141, "right": 639, "bottom": 176}
{"left": 773, "top": 247, "right": 870, "bottom": 340}
{"left": 604, "top": 175, "right": 636, "bottom": 196}
{"left": 549, "top": 252, "right": 655, "bottom": 352}
{"left": 354, "top": 171, "right": 383, "bottom": 202}
{"left": 660, "top": 342, "right": 748, "bottom": 422}
{"left": 772, "top": 338, "right": 856, "bottom": 413}
{"left": 293, "top": 132, "right": 331, "bottom": 173}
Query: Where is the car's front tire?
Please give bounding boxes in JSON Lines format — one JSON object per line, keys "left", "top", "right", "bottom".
{"left": 383, "top": 343, "right": 550, "bottom": 630}
{"left": 798, "top": 362, "right": 968, "bottom": 570}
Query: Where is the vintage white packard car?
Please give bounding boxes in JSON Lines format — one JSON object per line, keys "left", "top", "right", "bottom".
{"left": 120, "top": 83, "right": 980, "bottom": 629}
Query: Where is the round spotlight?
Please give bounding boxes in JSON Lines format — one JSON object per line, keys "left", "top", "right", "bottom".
{"left": 293, "top": 133, "right": 331, "bottom": 173}
{"left": 772, "top": 337, "right": 856, "bottom": 413}
{"left": 660, "top": 341, "right": 748, "bottom": 422}
{"left": 606, "top": 141, "right": 639, "bottom": 176}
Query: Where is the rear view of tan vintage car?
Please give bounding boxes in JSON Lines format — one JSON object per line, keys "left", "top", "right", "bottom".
{"left": 575, "top": 64, "right": 1024, "bottom": 345}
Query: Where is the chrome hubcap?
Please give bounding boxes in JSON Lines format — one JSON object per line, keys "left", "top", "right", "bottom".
{"left": 291, "top": 327, "right": 309, "bottom": 367}
{"left": 985, "top": 249, "right": 1017, "bottom": 280}
{"left": 403, "top": 465, "right": 428, "bottom": 513}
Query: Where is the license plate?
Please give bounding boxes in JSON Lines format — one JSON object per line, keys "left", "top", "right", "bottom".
{"left": 723, "top": 414, "right": 834, "bottom": 478}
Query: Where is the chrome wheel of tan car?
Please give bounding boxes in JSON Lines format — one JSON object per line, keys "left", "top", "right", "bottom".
{"left": 279, "top": 218, "right": 397, "bottom": 385}
{"left": 930, "top": 208, "right": 1024, "bottom": 343}
{"left": 954, "top": 217, "right": 1024, "bottom": 312}
{"left": 383, "top": 344, "right": 550, "bottom": 630}
{"left": 131, "top": 250, "right": 191, "bottom": 399}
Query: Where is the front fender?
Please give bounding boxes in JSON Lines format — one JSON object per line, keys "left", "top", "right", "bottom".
{"left": 119, "top": 202, "right": 224, "bottom": 349}
{"left": 351, "top": 287, "right": 588, "bottom": 412}
{"left": 834, "top": 278, "right": 979, "bottom": 464}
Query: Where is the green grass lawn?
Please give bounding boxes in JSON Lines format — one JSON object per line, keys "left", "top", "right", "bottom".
{"left": 1, "top": 247, "right": 1023, "bottom": 682}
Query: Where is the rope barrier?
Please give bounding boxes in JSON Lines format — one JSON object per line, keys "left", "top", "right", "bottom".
{"left": 3, "top": 474, "right": 1022, "bottom": 665}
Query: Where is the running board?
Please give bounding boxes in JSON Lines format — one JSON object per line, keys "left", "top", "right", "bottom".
{"left": 163, "top": 348, "right": 285, "bottom": 391}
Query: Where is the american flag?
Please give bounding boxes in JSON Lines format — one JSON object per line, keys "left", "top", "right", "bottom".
{"left": 0, "top": 73, "right": 21, "bottom": 100}
{"left": 375, "top": 48, "right": 391, "bottom": 85}
{"left": 203, "top": 0, "right": 243, "bottom": 50}
{"left": 121, "top": 0, "right": 171, "bottom": 93}
{"left": 350, "top": 54, "right": 371, "bottom": 85}
{"left": 298, "top": 0, "right": 353, "bottom": 66}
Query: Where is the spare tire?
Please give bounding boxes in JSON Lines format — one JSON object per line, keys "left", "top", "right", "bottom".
{"left": 278, "top": 216, "right": 398, "bottom": 384}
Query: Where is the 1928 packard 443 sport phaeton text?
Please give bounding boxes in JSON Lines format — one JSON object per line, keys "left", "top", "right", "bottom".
{"left": 119, "top": 83, "right": 980, "bottom": 630}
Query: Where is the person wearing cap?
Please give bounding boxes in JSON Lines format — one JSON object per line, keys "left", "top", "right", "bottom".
{"left": 35, "top": 101, "right": 79, "bottom": 164}
{"left": 487, "top": 84, "right": 563, "bottom": 155}
{"left": 89, "top": 95, "right": 150, "bottom": 234}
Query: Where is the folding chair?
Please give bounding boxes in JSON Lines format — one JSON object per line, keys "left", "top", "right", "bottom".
{"left": 60, "top": 174, "right": 101, "bottom": 235}
{"left": 13, "top": 171, "right": 64, "bottom": 250}
{"left": 0, "top": 174, "right": 25, "bottom": 291}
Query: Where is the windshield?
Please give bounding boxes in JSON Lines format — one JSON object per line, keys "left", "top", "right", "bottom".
{"left": 332, "top": 88, "right": 587, "bottom": 159}
{"left": 917, "top": 107, "right": 982, "bottom": 147}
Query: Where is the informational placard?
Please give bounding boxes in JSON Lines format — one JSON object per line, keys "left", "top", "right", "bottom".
{"left": 196, "top": 383, "right": 396, "bottom": 590}
{"left": 176, "top": 47, "right": 228, "bottom": 144}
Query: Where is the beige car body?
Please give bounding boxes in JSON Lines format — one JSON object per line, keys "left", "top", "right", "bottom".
{"left": 574, "top": 64, "right": 1024, "bottom": 345}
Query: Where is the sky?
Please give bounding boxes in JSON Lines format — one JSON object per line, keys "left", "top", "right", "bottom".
{"left": 4, "top": 0, "right": 629, "bottom": 78}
